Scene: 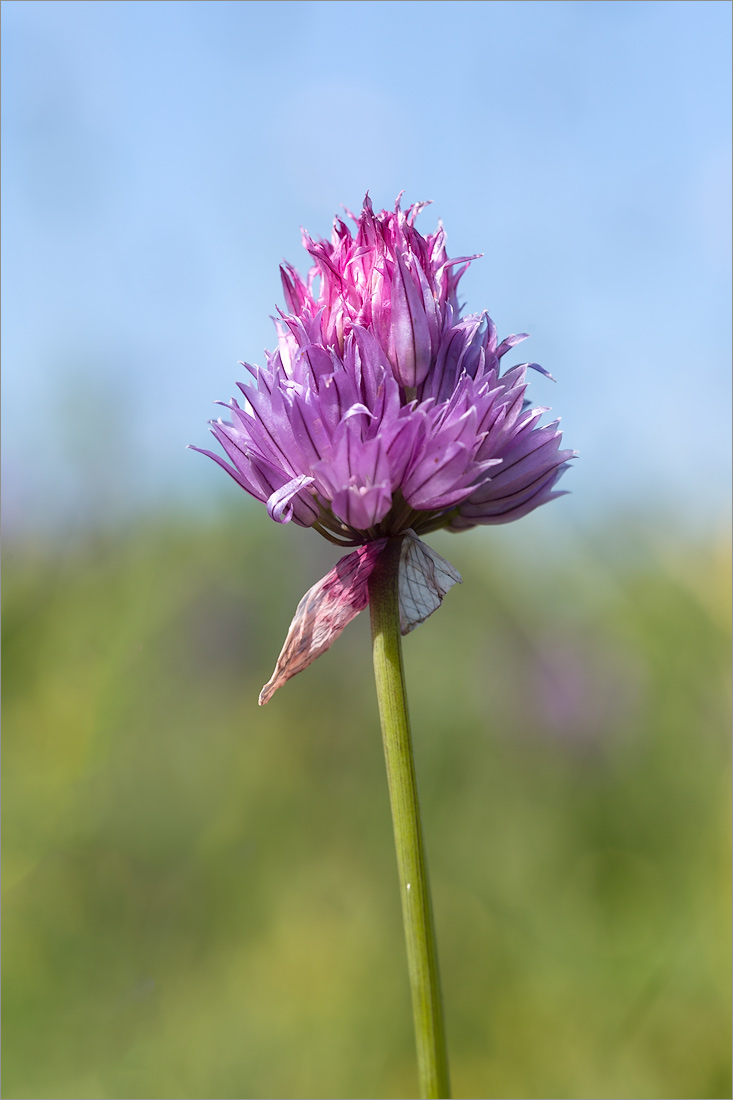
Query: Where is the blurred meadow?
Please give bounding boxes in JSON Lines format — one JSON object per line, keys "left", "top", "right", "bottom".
{"left": 2, "top": 1, "right": 731, "bottom": 1098}
{"left": 3, "top": 509, "right": 731, "bottom": 1099}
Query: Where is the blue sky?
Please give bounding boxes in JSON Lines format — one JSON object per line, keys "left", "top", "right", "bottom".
{"left": 2, "top": 0, "right": 731, "bottom": 536}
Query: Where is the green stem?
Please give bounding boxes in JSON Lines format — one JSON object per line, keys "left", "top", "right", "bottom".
{"left": 368, "top": 536, "right": 451, "bottom": 1100}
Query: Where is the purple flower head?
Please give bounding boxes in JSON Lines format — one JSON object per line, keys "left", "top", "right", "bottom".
{"left": 191, "top": 195, "right": 576, "bottom": 701}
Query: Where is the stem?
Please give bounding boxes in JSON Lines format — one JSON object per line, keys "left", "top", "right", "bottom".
{"left": 368, "top": 537, "right": 451, "bottom": 1100}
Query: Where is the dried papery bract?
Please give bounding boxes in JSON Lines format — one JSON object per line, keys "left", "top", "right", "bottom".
{"left": 258, "top": 531, "right": 463, "bottom": 704}
{"left": 258, "top": 540, "right": 385, "bottom": 706}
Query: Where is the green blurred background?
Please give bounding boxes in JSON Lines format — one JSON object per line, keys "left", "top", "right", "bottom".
{"left": 3, "top": 507, "right": 730, "bottom": 1099}
{"left": 3, "top": 2, "right": 731, "bottom": 1096}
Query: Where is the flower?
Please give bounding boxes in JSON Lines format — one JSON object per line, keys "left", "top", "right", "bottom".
{"left": 192, "top": 195, "right": 575, "bottom": 701}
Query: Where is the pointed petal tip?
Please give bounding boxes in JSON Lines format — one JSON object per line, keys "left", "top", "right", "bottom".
{"left": 258, "top": 681, "right": 275, "bottom": 706}
{"left": 527, "top": 362, "right": 556, "bottom": 382}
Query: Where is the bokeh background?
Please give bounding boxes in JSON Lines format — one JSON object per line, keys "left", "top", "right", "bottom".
{"left": 2, "top": 2, "right": 731, "bottom": 1098}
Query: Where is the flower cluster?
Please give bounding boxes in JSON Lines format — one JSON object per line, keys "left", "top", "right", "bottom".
{"left": 193, "top": 195, "right": 575, "bottom": 701}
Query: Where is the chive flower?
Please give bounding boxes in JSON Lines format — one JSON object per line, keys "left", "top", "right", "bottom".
{"left": 191, "top": 194, "right": 574, "bottom": 701}
{"left": 192, "top": 193, "right": 576, "bottom": 1099}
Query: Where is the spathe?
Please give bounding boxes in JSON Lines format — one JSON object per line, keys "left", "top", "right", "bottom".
{"left": 259, "top": 532, "right": 461, "bottom": 705}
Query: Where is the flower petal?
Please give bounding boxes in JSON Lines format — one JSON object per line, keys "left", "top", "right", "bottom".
{"left": 259, "top": 539, "right": 387, "bottom": 704}
{"left": 386, "top": 251, "right": 434, "bottom": 387}
{"left": 266, "top": 474, "right": 316, "bottom": 523}
{"left": 332, "top": 483, "right": 392, "bottom": 530}
{"left": 398, "top": 531, "right": 462, "bottom": 635}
